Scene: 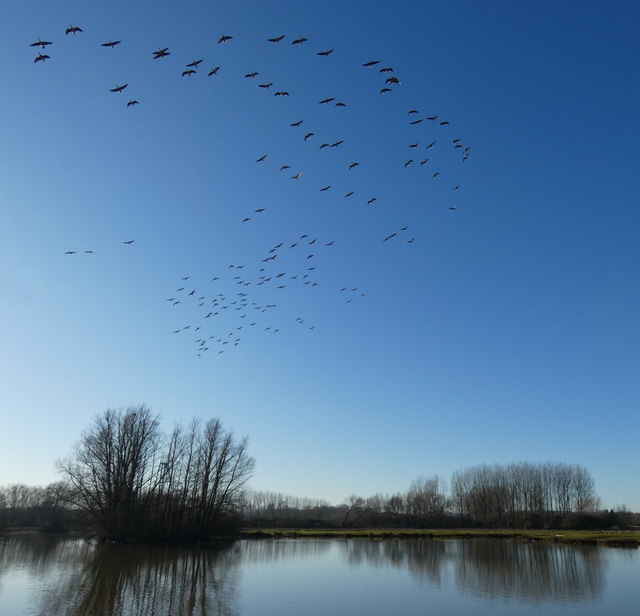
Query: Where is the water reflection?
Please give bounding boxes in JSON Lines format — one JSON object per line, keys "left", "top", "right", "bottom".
{"left": 339, "top": 538, "right": 605, "bottom": 603}
{"left": 0, "top": 535, "right": 239, "bottom": 616}
{"left": 0, "top": 535, "right": 627, "bottom": 614}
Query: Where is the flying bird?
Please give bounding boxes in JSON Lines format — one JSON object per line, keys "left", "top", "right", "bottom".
{"left": 123, "top": 240, "right": 135, "bottom": 245}
{"left": 380, "top": 88, "right": 391, "bottom": 94}
{"left": 440, "top": 120, "right": 450, "bottom": 126}
{"left": 426, "top": 115, "right": 438, "bottom": 121}
{"left": 363, "top": 60, "right": 379, "bottom": 67}
{"left": 256, "top": 154, "right": 267, "bottom": 162}
{"left": 65, "top": 26, "right": 82, "bottom": 35}
{"left": 254, "top": 208, "right": 265, "bottom": 213}
{"left": 383, "top": 233, "right": 397, "bottom": 242}
{"left": 64, "top": 251, "right": 76, "bottom": 255}
{"left": 268, "top": 35, "right": 285, "bottom": 43}
{"left": 330, "top": 140, "right": 343, "bottom": 147}
{"left": 317, "top": 49, "right": 333, "bottom": 57}
{"left": 408, "top": 109, "right": 419, "bottom": 114}
{"left": 320, "top": 185, "right": 331, "bottom": 191}
{"left": 335, "top": 101, "right": 346, "bottom": 107}
{"left": 348, "top": 162, "right": 359, "bottom": 169}
{"left": 218, "top": 34, "right": 233, "bottom": 43}
{"left": 274, "top": 90, "right": 290, "bottom": 97}
{"left": 367, "top": 197, "right": 377, "bottom": 204}
{"left": 290, "top": 120, "right": 303, "bottom": 127}
{"left": 319, "top": 97, "right": 335, "bottom": 104}
{"left": 186, "top": 59, "right": 203, "bottom": 68}
{"left": 344, "top": 191, "right": 355, "bottom": 197}
{"left": 110, "top": 84, "right": 128, "bottom": 93}
{"left": 245, "top": 72, "right": 259, "bottom": 79}
{"left": 153, "top": 48, "right": 170, "bottom": 58}
{"left": 34, "top": 54, "right": 50, "bottom": 63}
{"left": 259, "top": 82, "right": 273, "bottom": 89}
{"left": 292, "top": 37, "right": 308, "bottom": 45}
{"left": 291, "top": 172, "right": 301, "bottom": 179}
{"left": 208, "top": 66, "right": 220, "bottom": 76}
{"left": 127, "top": 99, "right": 139, "bottom": 107}
{"left": 182, "top": 69, "right": 196, "bottom": 77}
{"left": 304, "top": 132, "right": 314, "bottom": 140}
{"left": 404, "top": 160, "right": 414, "bottom": 167}
{"left": 102, "top": 40, "right": 121, "bottom": 47}
{"left": 30, "top": 39, "right": 52, "bottom": 48}
{"left": 280, "top": 165, "right": 291, "bottom": 171}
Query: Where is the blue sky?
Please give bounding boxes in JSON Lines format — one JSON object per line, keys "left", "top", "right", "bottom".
{"left": 1, "top": 0, "right": 639, "bottom": 510}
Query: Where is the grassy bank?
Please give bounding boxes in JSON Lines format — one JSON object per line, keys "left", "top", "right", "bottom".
{"left": 241, "top": 528, "right": 640, "bottom": 547}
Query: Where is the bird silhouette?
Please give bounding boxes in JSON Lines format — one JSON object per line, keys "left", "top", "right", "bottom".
{"left": 123, "top": 240, "right": 135, "bottom": 245}
{"left": 319, "top": 97, "right": 335, "bottom": 104}
{"left": 30, "top": 39, "right": 52, "bottom": 48}
{"left": 256, "top": 154, "right": 267, "bottom": 162}
{"left": 127, "top": 100, "right": 139, "bottom": 107}
{"left": 34, "top": 54, "right": 50, "bottom": 63}
{"left": 208, "top": 66, "right": 220, "bottom": 76}
{"left": 268, "top": 35, "right": 285, "bottom": 43}
{"left": 363, "top": 60, "right": 379, "bottom": 67}
{"left": 101, "top": 40, "right": 121, "bottom": 48}
{"left": 349, "top": 162, "right": 359, "bottom": 169}
{"left": 153, "top": 48, "right": 170, "bottom": 58}
{"left": 259, "top": 82, "right": 273, "bottom": 89}
{"left": 292, "top": 37, "right": 308, "bottom": 45}
{"left": 317, "top": 49, "right": 333, "bottom": 57}
{"left": 110, "top": 84, "right": 128, "bottom": 93}
{"left": 65, "top": 26, "right": 82, "bottom": 35}
{"left": 290, "top": 120, "right": 303, "bottom": 127}
{"left": 182, "top": 69, "right": 196, "bottom": 77}
{"left": 218, "top": 34, "right": 233, "bottom": 43}
{"left": 245, "top": 71, "right": 259, "bottom": 79}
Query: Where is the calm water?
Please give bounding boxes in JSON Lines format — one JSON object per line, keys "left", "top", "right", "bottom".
{"left": 0, "top": 534, "right": 638, "bottom": 615}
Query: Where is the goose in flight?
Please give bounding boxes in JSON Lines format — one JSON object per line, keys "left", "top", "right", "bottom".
{"left": 291, "top": 172, "right": 302, "bottom": 179}
{"left": 65, "top": 26, "right": 82, "bottom": 35}
{"left": 290, "top": 120, "right": 303, "bottom": 127}
{"left": 182, "top": 69, "right": 196, "bottom": 77}
{"left": 319, "top": 97, "right": 335, "bottom": 104}
{"left": 383, "top": 233, "right": 397, "bottom": 242}
{"left": 208, "top": 66, "right": 220, "bottom": 76}
{"left": 259, "top": 82, "right": 273, "bottom": 89}
{"left": 317, "top": 49, "right": 333, "bottom": 57}
{"left": 101, "top": 40, "right": 121, "bottom": 48}
{"left": 344, "top": 191, "right": 355, "bottom": 197}
{"left": 304, "top": 132, "right": 314, "bottom": 140}
{"left": 30, "top": 39, "right": 52, "bottom": 48}
{"left": 367, "top": 197, "right": 377, "bottom": 204}
{"left": 153, "top": 48, "right": 170, "bottom": 58}
{"left": 218, "top": 34, "right": 233, "bottom": 43}
{"left": 34, "top": 53, "right": 50, "bottom": 63}
{"left": 274, "top": 90, "right": 290, "bottom": 97}
{"left": 292, "top": 37, "right": 307, "bottom": 45}
{"left": 268, "top": 35, "right": 285, "bottom": 43}
{"left": 349, "top": 162, "right": 359, "bottom": 169}
{"left": 320, "top": 185, "right": 332, "bottom": 191}
{"left": 186, "top": 59, "right": 203, "bottom": 68}
{"left": 64, "top": 251, "right": 76, "bottom": 255}
{"left": 256, "top": 154, "right": 267, "bottom": 162}
{"left": 127, "top": 100, "right": 139, "bottom": 107}
{"left": 363, "top": 60, "right": 379, "bottom": 67}
{"left": 380, "top": 87, "right": 391, "bottom": 94}
{"left": 123, "top": 240, "right": 135, "bottom": 245}
{"left": 110, "top": 84, "right": 128, "bottom": 92}
{"left": 245, "top": 71, "right": 258, "bottom": 78}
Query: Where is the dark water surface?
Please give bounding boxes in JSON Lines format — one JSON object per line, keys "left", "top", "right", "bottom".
{"left": 0, "top": 534, "right": 637, "bottom": 615}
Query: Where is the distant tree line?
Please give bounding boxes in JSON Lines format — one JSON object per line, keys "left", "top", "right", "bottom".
{"left": 240, "top": 464, "right": 635, "bottom": 531}
{"left": 1, "top": 410, "right": 636, "bottom": 537}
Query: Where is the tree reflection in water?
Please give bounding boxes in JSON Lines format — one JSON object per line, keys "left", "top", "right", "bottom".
{"left": 7, "top": 537, "right": 241, "bottom": 616}
{"left": 338, "top": 537, "right": 605, "bottom": 603}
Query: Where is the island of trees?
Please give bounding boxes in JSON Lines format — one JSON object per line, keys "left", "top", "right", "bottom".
{"left": 0, "top": 406, "right": 635, "bottom": 541}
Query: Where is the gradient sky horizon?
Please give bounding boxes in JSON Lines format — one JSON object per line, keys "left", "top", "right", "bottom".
{"left": 1, "top": 0, "right": 639, "bottom": 510}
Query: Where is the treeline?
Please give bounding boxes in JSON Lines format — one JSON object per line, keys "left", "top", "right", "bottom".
{"left": 240, "top": 464, "right": 634, "bottom": 531}
{"left": 1, "top": 407, "right": 636, "bottom": 537}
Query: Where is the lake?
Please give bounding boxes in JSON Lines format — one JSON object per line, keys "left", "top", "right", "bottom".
{"left": 0, "top": 534, "right": 637, "bottom": 615}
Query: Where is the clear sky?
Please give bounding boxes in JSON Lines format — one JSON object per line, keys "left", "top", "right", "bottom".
{"left": 1, "top": 0, "right": 639, "bottom": 510}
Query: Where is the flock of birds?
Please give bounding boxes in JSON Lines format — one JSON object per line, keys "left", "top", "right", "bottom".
{"left": 35, "top": 25, "right": 472, "bottom": 357}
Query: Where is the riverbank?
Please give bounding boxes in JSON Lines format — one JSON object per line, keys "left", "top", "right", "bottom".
{"left": 240, "top": 528, "right": 640, "bottom": 547}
